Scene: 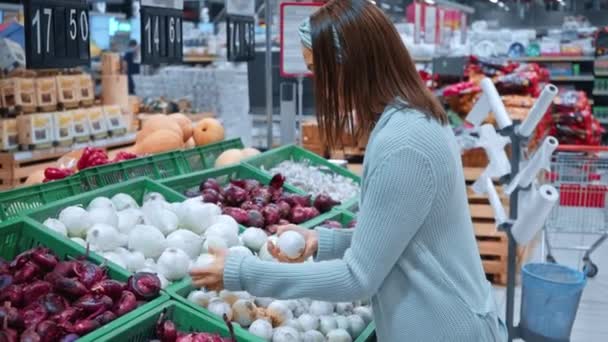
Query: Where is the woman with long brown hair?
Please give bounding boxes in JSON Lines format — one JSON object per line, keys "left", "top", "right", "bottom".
{"left": 191, "top": 0, "right": 507, "bottom": 340}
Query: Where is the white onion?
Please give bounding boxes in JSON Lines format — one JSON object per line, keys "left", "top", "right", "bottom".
{"left": 178, "top": 200, "right": 220, "bottom": 234}
{"left": 319, "top": 316, "right": 337, "bottom": 335}
{"left": 128, "top": 225, "right": 167, "bottom": 259}
{"left": 272, "top": 326, "right": 301, "bottom": 342}
{"left": 301, "top": 330, "right": 325, "bottom": 342}
{"left": 117, "top": 208, "right": 144, "bottom": 234}
{"left": 115, "top": 248, "right": 145, "bottom": 272}
{"left": 59, "top": 206, "right": 92, "bottom": 238}
{"left": 297, "top": 314, "right": 319, "bottom": 332}
{"left": 212, "top": 215, "right": 240, "bottom": 236}
{"left": 346, "top": 315, "right": 366, "bottom": 339}
{"left": 43, "top": 218, "right": 67, "bottom": 236}
{"left": 207, "top": 298, "right": 233, "bottom": 320}
{"left": 156, "top": 248, "right": 191, "bottom": 281}
{"left": 352, "top": 306, "right": 373, "bottom": 325}
{"left": 87, "top": 197, "right": 115, "bottom": 211}
{"left": 326, "top": 329, "right": 352, "bottom": 342}
{"left": 232, "top": 299, "right": 257, "bottom": 327}
{"left": 249, "top": 319, "right": 274, "bottom": 341}
{"left": 283, "top": 319, "right": 302, "bottom": 332}
{"left": 86, "top": 223, "right": 122, "bottom": 251}
{"left": 255, "top": 297, "right": 274, "bottom": 308}
{"left": 202, "top": 235, "right": 228, "bottom": 252}
{"left": 292, "top": 299, "right": 310, "bottom": 318}
{"left": 335, "top": 303, "right": 353, "bottom": 315}
{"left": 188, "top": 290, "right": 218, "bottom": 308}
{"left": 267, "top": 301, "right": 293, "bottom": 325}
{"left": 258, "top": 241, "right": 277, "bottom": 262}
{"left": 70, "top": 237, "right": 86, "bottom": 247}
{"left": 229, "top": 246, "right": 254, "bottom": 258}
{"left": 335, "top": 316, "right": 349, "bottom": 331}
{"left": 102, "top": 251, "right": 126, "bottom": 269}
{"left": 277, "top": 231, "right": 305, "bottom": 259}
{"left": 191, "top": 254, "right": 215, "bottom": 270}
{"left": 205, "top": 223, "right": 240, "bottom": 247}
{"left": 157, "top": 273, "right": 170, "bottom": 289}
{"left": 142, "top": 201, "right": 179, "bottom": 236}
{"left": 88, "top": 207, "right": 118, "bottom": 228}
{"left": 241, "top": 227, "right": 268, "bottom": 252}
{"left": 310, "top": 301, "right": 334, "bottom": 317}
{"left": 111, "top": 193, "right": 138, "bottom": 211}
{"left": 166, "top": 229, "right": 203, "bottom": 259}
{"left": 143, "top": 192, "right": 165, "bottom": 203}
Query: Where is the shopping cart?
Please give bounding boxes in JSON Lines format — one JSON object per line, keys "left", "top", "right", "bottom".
{"left": 541, "top": 145, "right": 608, "bottom": 278}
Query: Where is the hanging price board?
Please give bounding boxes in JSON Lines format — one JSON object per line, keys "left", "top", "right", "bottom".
{"left": 23, "top": 0, "right": 90, "bottom": 69}
{"left": 226, "top": 15, "right": 255, "bottom": 62}
{"left": 140, "top": 0, "right": 183, "bottom": 65}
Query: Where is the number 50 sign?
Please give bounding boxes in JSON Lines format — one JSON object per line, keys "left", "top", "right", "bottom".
{"left": 24, "top": 0, "right": 90, "bottom": 69}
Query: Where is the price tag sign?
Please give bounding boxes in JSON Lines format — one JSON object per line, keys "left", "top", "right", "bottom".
{"left": 279, "top": 2, "right": 322, "bottom": 77}
{"left": 140, "top": 0, "right": 184, "bottom": 65}
{"left": 24, "top": 0, "right": 90, "bottom": 69}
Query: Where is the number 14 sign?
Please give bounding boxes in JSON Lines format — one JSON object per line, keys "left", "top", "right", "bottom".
{"left": 140, "top": 0, "right": 183, "bottom": 65}
{"left": 24, "top": 0, "right": 90, "bottom": 69}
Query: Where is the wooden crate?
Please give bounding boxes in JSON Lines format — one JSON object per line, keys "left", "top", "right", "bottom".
{"left": 55, "top": 75, "right": 80, "bottom": 109}
{"left": 0, "top": 77, "right": 37, "bottom": 113}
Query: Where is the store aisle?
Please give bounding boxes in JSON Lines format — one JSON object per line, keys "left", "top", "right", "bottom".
{"left": 494, "top": 232, "right": 608, "bottom": 342}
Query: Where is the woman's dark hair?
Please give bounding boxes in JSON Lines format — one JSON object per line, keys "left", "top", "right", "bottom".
{"left": 310, "top": 0, "right": 447, "bottom": 147}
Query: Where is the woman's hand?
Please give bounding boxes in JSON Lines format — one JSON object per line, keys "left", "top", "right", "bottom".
{"left": 268, "top": 225, "right": 319, "bottom": 263}
{"left": 190, "top": 247, "right": 227, "bottom": 291}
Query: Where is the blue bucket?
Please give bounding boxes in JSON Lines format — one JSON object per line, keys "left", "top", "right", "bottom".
{"left": 520, "top": 263, "right": 586, "bottom": 342}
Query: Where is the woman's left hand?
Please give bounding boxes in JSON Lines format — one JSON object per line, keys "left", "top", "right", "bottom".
{"left": 189, "top": 247, "right": 227, "bottom": 291}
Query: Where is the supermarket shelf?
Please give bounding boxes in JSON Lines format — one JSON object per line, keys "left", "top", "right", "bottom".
{"left": 511, "top": 56, "right": 596, "bottom": 62}
{"left": 593, "top": 90, "right": 608, "bottom": 96}
{"left": 550, "top": 75, "right": 594, "bottom": 82}
{"left": 183, "top": 55, "right": 217, "bottom": 63}
{"left": 413, "top": 57, "right": 432, "bottom": 63}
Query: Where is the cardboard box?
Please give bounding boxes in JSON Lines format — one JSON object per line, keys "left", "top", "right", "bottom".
{"left": 78, "top": 74, "right": 94, "bottom": 105}
{"left": 35, "top": 77, "right": 58, "bottom": 110}
{"left": 101, "top": 75, "right": 129, "bottom": 110}
{"left": 17, "top": 113, "right": 53, "bottom": 147}
{"left": 1, "top": 77, "right": 36, "bottom": 111}
{"left": 101, "top": 53, "right": 122, "bottom": 75}
{"left": 0, "top": 38, "right": 26, "bottom": 72}
{"left": 55, "top": 75, "right": 80, "bottom": 105}
{"left": 52, "top": 111, "right": 75, "bottom": 146}
{"left": 0, "top": 119, "right": 18, "bottom": 150}
{"left": 103, "top": 105, "right": 127, "bottom": 136}
{"left": 86, "top": 107, "right": 108, "bottom": 138}
{"left": 71, "top": 109, "right": 91, "bottom": 142}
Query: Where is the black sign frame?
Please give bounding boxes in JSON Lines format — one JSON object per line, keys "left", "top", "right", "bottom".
{"left": 23, "top": 0, "right": 90, "bottom": 69}
{"left": 140, "top": 6, "right": 183, "bottom": 65}
{"left": 226, "top": 15, "right": 255, "bottom": 62}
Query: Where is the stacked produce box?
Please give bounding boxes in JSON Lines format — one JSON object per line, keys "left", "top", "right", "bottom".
{"left": 0, "top": 140, "right": 369, "bottom": 341}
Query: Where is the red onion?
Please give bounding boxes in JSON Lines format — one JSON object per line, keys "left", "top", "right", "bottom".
{"left": 276, "top": 201, "right": 291, "bottom": 219}
{"left": 40, "top": 293, "right": 69, "bottom": 315}
{"left": 14, "top": 261, "right": 40, "bottom": 283}
{"left": 223, "top": 185, "right": 247, "bottom": 206}
{"left": 30, "top": 248, "right": 59, "bottom": 270}
{"left": 22, "top": 303, "right": 48, "bottom": 329}
{"left": 113, "top": 291, "right": 138, "bottom": 316}
{"left": 36, "top": 320, "right": 62, "bottom": 342}
{"left": 0, "top": 285, "right": 23, "bottom": 307}
{"left": 53, "top": 277, "right": 88, "bottom": 298}
{"left": 18, "top": 328, "right": 40, "bottom": 342}
{"left": 261, "top": 204, "right": 281, "bottom": 225}
{"left": 73, "top": 261, "right": 106, "bottom": 288}
{"left": 313, "top": 194, "right": 340, "bottom": 213}
{"left": 22, "top": 281, "right": 53, "bottom": 306}
{"left": 64, "top": 319, "right": 100, "bottom": 335}
{"left": 127, "top": 272, "right": 161, "bottom": 300}
{"left": 59, "top": 334, "right": 80, "bottom": 342}
{"left": 91, "top": 280, "right": 125, "bottom": 300}
{"left": 0, "top": 275, "right": 14, "bottom": 291}
{"left": 222, "top": 207, "right": 249, "bottom": 225}
{"left": 93, "top": 311, "right": 116, "bottom": 325}
{"left": 74, "top": 294, "right": 113, "bottom": 314}
{"left": 246, "top": 210, "right": 265, "bottom": 228}
{"left": 201, "top": 189, "right": 221, "bottom": 203}
{"left": 51, "top": 307, "right": 82, "bottom": 324}
{"left": 200, "top": 179, "right": 221, "bottom": 193}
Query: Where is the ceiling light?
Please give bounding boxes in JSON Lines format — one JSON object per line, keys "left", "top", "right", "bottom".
{"left": 489, "top": 0, "right": 498, "bottom": 3}
{"left": 425, "top": 0, "right": 436, "bottom": 4}
{"left": 498, "top": 2, "right": 504, "bottom": 7}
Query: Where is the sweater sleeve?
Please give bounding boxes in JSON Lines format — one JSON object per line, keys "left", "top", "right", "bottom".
{"left": 314, "top": 227, "right": 354, "bottom": 261}
{"left": 223, "top": 147, "right": 437, "bottom": 302}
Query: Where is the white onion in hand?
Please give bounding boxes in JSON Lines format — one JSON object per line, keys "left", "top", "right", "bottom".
{"left": 277, "top": 231, "right": 305, "bottom": 259}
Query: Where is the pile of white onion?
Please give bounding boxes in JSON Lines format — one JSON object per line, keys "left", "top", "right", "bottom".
{"left": 265, "top": 160, "right": 359, "bottom": 203}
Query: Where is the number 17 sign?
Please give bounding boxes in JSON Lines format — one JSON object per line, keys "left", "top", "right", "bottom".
{"left": 24, "top": 0, "right": 90, "bottom": 69}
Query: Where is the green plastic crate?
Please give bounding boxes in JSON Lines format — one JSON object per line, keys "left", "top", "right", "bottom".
{"left": 169, "top": 282, "right": 376, "bottom": 342}
{"left": 302, "top": 210, "right": 357, "bottom": 229}
{"left": 24, "top": 177, "right": 190, "bottom": 294}
{"left": 161, "top": 163, "right": 302, "bottom": 197}
{"left": 0, "top": 175, "right": 83, "bottom": 222}
{"left": 0, "top": 217, "right": 169, "bottom": 342}
{"left": 79, "top": 151, "right": 187, "bottom": 191}
{"left": 182, "top": 138, "right": 244, "bottom": 172}
{"left": 244, "top": 144, "right": 361, "bottom": 209}
{"left": 95, "top": 300, "right": 253, "bottom": 342}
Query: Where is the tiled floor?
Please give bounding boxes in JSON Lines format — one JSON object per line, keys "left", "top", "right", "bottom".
{"left": 493, "top": 231, "right": 608, "bottom": 341}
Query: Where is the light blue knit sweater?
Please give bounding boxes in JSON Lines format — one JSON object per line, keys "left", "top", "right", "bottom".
{"left": 224, "top": 105, "right": 507, "bottom": 341}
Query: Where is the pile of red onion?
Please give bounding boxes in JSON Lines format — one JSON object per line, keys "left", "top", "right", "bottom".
{"left": 185, "top": 174, "right": 341, "bottom": 233}
{"left": 154, "top": 311, "right": 235, "bottom": 342}
{"left": 321, "top": 219, "right": 357, "bottom": 229}
{"left": 0, "top": 247, "right": 161, "bottom": 341}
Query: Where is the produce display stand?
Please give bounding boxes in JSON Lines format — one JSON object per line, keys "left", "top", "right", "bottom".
{"left": 0, "top": 175, "right": 83, "bottom": 222}
{"left": 79, "top": 151, "right": 187, "bottom": 190}
{"left": 0, "top": 217, "right": 170, "bottom": 342}
{"left": 243, "top": 144, "right": 361, "bottom": 211}
{"left": 160, "top": 163, "right": 304, "bottom": 198}
{"left": 95, "top": 300, "right": 248, "bottom": 342}
{"left": 168, "top": 282, "right": 376, "bottom": 342}
{"left": 23, "top": 178, "right": 191, "bottom": 294}
{"left": 181, "top": 138, "right": 245, "bottom": 172}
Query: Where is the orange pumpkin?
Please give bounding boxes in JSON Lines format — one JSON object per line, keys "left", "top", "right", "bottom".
{"left": 214, "top": 149, "right": 244, "bottom": 167}
{"left": 193, "top": 118, "right": 224, "bottom": 146}
{"left": 169, "top": 113, "right": 193, "bottom": 142}
{"left": 185, "top": 137, "right": 196, "bottom": 149}
{"left": 134, "top": 130, "right": 184, "bottom": 155}
{"left": 25, "top": 169, "right": 46, "bottom": 185}
{"left": 137, "top": 115, "right": 183, "bottom": 144}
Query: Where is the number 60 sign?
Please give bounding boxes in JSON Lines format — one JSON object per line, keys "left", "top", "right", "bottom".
{"left": 24, "top": 0, "right": 90, "bottom": 69}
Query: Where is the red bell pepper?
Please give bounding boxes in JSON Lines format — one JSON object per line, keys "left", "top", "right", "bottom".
{"left": 43, "top": 168, "right": 74, "bottom": 182}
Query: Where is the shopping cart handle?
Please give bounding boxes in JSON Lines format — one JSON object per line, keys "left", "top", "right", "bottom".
{"left": 557, "top": 145, "right": 608, "bottom": 153}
